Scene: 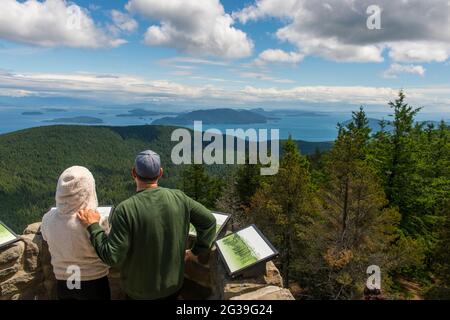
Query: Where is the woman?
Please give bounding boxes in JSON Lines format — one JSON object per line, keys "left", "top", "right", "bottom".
{"left": 41, "top": 166, "right": 110, "bottom": 300}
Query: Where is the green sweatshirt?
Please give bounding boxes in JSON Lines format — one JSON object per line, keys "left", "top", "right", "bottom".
{"left": 87, "top": 187, "right": 216, "bottom": 300}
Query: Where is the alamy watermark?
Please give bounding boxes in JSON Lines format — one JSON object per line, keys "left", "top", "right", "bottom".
{"left": 171, "top": 121, "right": 280, "bottom": 176}
{"left": 66, "top": 5, "right": 82, "bottom": 30}
{"left": 66, "top": 265, "right": 81, "bottom": 290}
{"left": 367, "top": 5, "right": 382, "bottom": 30}
{"left": 366, "top": 265, "right": 381, "bottom": 290}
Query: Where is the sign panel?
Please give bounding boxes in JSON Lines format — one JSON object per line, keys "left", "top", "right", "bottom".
{"left": 0, "top": 221, "right": 20, "bottom": 248}
{"left": 215, "top": 224, "right": 278, "bottom": 277}
{"left": 97, "top": 207, "right": 114, "bottom": 233}
{"left": 189, "top": 212, "right": 231, "bottom": 238}
{"left": 51, "top": 206, "right": 114, "bottom": 233}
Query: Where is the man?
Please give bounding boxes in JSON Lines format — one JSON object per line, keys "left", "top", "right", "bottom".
{"left": 77, "top": 150, "right": 216, "bottom": 300}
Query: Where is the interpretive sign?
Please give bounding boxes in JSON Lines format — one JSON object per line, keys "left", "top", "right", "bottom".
{"left": 51, "top": 206, "right": 114, "bottom": 233}
{"left": 0, "top": 221, "right": 20, "bottom": 249}
{"left": 189, "top": 212, "right": 231, "bottom": 238}
{"left": 97, "top": 207, "right": 114, "bottom": 233}
{"left": 215, "top": 224, "right": 278, "bottom": 277}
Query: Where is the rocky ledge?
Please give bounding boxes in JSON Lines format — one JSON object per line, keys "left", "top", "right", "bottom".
{"left": 0, "top": 223, "right": 294, "bottom": 300}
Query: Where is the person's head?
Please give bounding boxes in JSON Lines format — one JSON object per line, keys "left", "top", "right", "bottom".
{"left": 132, "top": 150, "right": 163, "bottom": 188}
{"left": 55, "top": 166, "right": 98, "bottom": 215}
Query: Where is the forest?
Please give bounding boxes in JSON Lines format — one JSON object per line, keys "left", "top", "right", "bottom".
{"left": 0, "top": 91, "right": 448, "bottom": 299}
{"left": 192, "top": 92, "right": 449, "bottom": 299}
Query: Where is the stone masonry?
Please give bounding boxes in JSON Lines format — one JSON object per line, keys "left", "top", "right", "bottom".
{"left": 0, "top": 222, "right": 294, "bottom": 300}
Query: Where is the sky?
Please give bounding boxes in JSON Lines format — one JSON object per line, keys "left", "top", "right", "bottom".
{"left": 0, "top": 0, "right": 449, "bottom": 115}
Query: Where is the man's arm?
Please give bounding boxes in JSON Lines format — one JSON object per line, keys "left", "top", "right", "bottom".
{"left": 188, "top": 197, "right": 216, "bottom": 255}
{"left": 78, "top": 207, "right": 130, "bottom": 267}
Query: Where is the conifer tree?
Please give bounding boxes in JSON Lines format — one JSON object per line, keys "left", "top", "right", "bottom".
{"left": 249, "top": 137, "right": 317, "bottom": 287}
{"left": 300, "top": 108, "right": 416, "bottom": 299}
{"left": 215, "top": 177, "right": 248, "bottom": 229}
{"left": 181, "top": 164, "right": 223, "bottom": 208}
{"left": 432, "top": 204, "right": 450, "bottom": 296}
{"left": 235, "top": 161, "right": 262, "bottom": 208}
{"left": 384, "top": 91, "right": 422, "bottom": 233}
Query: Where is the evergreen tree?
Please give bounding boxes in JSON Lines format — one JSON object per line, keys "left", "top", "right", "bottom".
{"left": 215, "top": 177, "right": 248, "bottom": 229}
{"left": 414, "top": 121, "right": 450, "bottom": 267}
{"left": 368, "top": 117, "right": 391, "bottom": 185}
{"left": 235, "top": 161, "right": 262, "bottom": 208}
{"left": 301, "top": 110, "right": 410, "bottom": 299}
{"left": 181, "top": 164, "right": 223, "bottom": 208}
{"left": 369, "top": 92, "right": 448, "bottom": 255}
{"left": 249, "top": 137, "right": 317, "bottom": 288}
{"left": 384, "top": 91, "right": 422, "bottom": 234}
{"left": 432, "top": 203, "right": 450, "bottom": 297}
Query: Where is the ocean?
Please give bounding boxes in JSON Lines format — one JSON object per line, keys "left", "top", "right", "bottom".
{"left": 0, "top": 106, "right": 447, "bottom": 142}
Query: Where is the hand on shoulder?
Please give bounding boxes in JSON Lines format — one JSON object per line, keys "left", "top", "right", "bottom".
{"left": 77, "top": 208, "right": 101, "bottom": 227}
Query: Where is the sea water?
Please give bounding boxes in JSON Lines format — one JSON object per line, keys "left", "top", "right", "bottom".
{"left": 0, "top": 106, "right": 447, "bottom": 142}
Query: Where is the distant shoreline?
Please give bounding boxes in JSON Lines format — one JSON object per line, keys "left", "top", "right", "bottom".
{"left": 0, "top": 124, "right": 335, "bottom": 146}
{"left": 42, "top": 116, "right": 104, "bottom": 124}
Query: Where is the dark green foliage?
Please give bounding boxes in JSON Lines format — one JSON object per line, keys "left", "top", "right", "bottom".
{"left": 235, "top": 162, "right": 262, "bottom": 207}
{"left": 181, "top": 164, "right": 224, "bottom": 208}
{"left": 0, "top": 125, "right": 187, "bottom": 232}
{"left": 427, "top": 205, "right": 450, "bottom": 298}
{"left": 243, "top": 96, "right": 446, "bottom": 299}
{"left": 250, "top": 137, "right": 317, "bottom": 288}
{"left": 368, "top": 92, "right": 449, "bottom": 256}
{"left": 298, "top": 111, "right": 412, "bottom": 299}
{"left": 0, "top": 124, "right": 329, "bottom": 233}
{"left": 385, "top": 91, "right": 423, "bottom": 234}
{"left": 295, "top": 140, "right": 333, "bottom": 155}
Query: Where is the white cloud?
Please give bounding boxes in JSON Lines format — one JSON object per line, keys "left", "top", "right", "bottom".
{"left": 239, "top": 71, "right": 296, "bottom": 84}
{"left": 0, "top": 0, "right": 125, "bottom": 48}
{"left": 276, "top": 28, "right": 385, "bottom": 63}
{"left": 234, "top": 0, "right": 450, "bottom": 63}
{"left": 240, "top": 85, "right": 399, "bottom": 105}
{"left": 126, "top": 0, "right": 253, "bottom": 58}
{"left": 0, "top": 88, "right": 35, "bottom": 97}
{"left": 1, "top": 70, "right": 449, "bottom": 112}
{"left": 159, "top": 57, "right": 229, "bottom": 66}
{"left": 233, "top": 0, "right": 301, "bottom": 23}
{"left": 170, "top": 70, "right": 193, "bottom": 77}
{"left": 254, "top": 49, "right": 304, "bottom": 66}
{"left": 111, "top": 10, "right": 138, "bottom": 33}
{"left": 172, "top": 65, "right": 195, "bottom": 71}
{"left": 387, "top": 41, "right": 450, "bottom": 63}
{"left": 383, "top": 63, "right": 426, "bottom": 79}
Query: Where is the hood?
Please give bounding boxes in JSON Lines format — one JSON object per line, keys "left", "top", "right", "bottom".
{"left": 55, "top": 166, "right": 98, "bottom": 215}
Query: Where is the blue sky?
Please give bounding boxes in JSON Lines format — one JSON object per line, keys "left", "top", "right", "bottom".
{"left": 0, "top": 0, "right": 449, "bottom": 114}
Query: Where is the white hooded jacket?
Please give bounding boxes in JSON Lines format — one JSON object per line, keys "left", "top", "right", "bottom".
{"left": 41, "top": 166, "right": 109, "bottom": 281}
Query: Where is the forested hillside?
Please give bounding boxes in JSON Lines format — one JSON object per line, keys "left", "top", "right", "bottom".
{"left": 0, "top": 124, "right": 330, "bottom": 232}
{"left": 212, "top": 92, "right": 449, "bottom": 299}
{"left": 0, "top": 125, "right": 182, "bottom": 231}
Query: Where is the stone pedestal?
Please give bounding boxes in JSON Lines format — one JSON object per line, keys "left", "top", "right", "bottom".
{"left": 0, "top": 223, "right": 57, "bottom": 300}
{"left": 184, "top": 244, "right": 293, "bottom": 300}
{"left": 1, "top": 222, "right": 294, "bottom": 300}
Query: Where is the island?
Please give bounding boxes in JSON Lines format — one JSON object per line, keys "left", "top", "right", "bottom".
{"left": 22, "top": 112, "right": 44, "bottom": 116}
{"left": 152, "top": 108, "right": 268, "bottom": 125}
{"left": 43, "top": 116, "right": 104, "bottom": 124}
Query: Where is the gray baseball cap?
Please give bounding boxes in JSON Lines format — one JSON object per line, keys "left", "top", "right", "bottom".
{"left": 134, "top": 150, "right": 161, "bottom": 179}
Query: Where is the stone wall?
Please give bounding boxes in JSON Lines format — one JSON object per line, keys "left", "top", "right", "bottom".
{"left": 0, "top": 223, "right": 294, "bottom": 300}
{"left": 0, "top": 223, "right": 57, "bottom": 300}
{"left": 184, "top": 249, "right": 294, "bottom": 300}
